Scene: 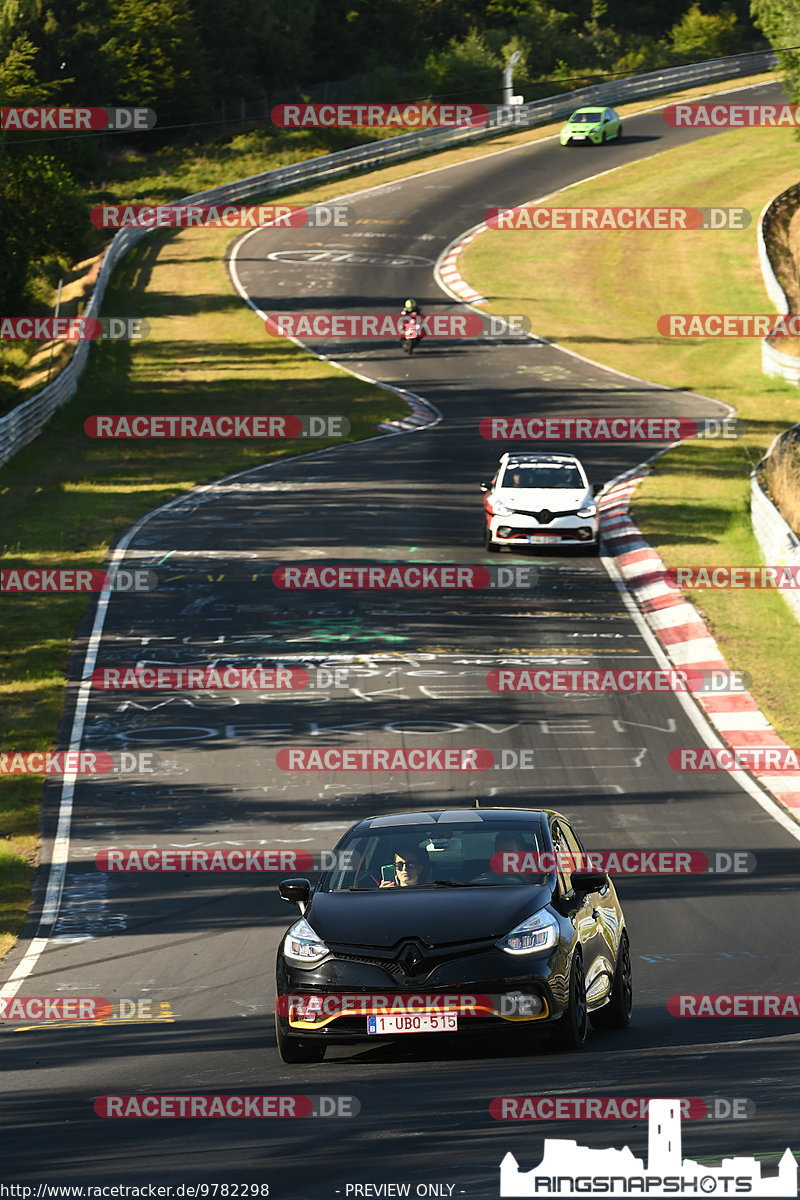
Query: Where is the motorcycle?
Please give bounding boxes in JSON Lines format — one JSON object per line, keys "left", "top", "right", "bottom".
{"left": 399, "top": 313, "right": 423, "bottom": 355}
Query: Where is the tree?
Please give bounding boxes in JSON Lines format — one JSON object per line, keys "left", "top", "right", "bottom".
{"left": 669, "top": 2, "right": 742, "bottom": 59}
{"left": 752, "top": 0, "right": 800, "bottom": 101}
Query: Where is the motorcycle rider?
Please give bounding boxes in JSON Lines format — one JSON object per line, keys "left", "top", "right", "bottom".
{"left": 399, "top": 298, "right": 423, "bottom": 349}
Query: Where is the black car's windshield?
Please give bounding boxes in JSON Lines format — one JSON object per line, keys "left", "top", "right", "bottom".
{"left": 322, "top": 822, "right": 548, "bottom": 892}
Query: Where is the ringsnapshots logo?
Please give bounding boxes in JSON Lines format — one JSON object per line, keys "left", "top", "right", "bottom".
{"left": 265, "top": 313, "right": 532, "bottom": 340}
{"left": 272, "top": 563, "right": 538, "bottom": 589}
{"left": 485, "top": 206, "right": 749, "bottom": 231}
{"left": 479, "top": 416, "right": 740, "bottom": 440}
{"left": 1, "top": 106, "right": 156, "bottom": 131}
{"left": 0, "top": 750, "right": 160, "bottom": 777}
{"left": 83, "top": 415, "right": 349, "bottom": 438}
{"left": 90, "top": 203, "right": 354, "bottom": 229}
{"left": 664, "top": 102, "right": 800, "bottom": 127}
{"left": 89, "top": 664, "right": 350, "bottom": 691}
{"left": 0, "top": 318, "right": 150, "bottom": 341}
{"left": 498, "top": 1098, "right": 797, "bottom": 1197}
{"left": 659, "top": 314, "right": 800, "bottom": 336}
{"left": 270, "top": 102, "right": 489, "bottom": 128}
{"left": 490, "top": 1096, "right": 755, "bottom": 1121}
{"left": 1, "top": 567, "right": 156, "bottom": 592}
{"left": 94, "top": 1095, "right": 359, "bottom": 1118}
{"left": 487, "top": 668, "right": 751, "bottom": 694}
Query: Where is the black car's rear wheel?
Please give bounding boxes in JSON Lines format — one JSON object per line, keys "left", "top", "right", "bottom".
{"left": 552, "top": 952, "right": 588, "bottom": 1050}
{"left": 275, "top": 1014, "right": 326, "bottom": 1063}
{"left": 590, "top": 931, "right": 633, "bottom": 1029}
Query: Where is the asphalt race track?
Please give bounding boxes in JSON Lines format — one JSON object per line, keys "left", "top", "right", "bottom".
{"left": 2, "top": 80, "right": 800, "bottom": 1198}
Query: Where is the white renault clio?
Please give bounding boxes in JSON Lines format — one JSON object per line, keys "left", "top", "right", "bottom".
{"left": 481, "top": 452, "right": 599, "bottom": 553}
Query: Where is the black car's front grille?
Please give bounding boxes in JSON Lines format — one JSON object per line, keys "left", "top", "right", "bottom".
{"left": 330, "top": 939, "right": 493, "bottom": 983}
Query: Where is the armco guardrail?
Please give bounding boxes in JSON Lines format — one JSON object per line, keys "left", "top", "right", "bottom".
{"left": 759, "top": 182, "right": 800, "bottom": 383}
{"left": 0, "top": 48, "right": 775, "bottom": 469}
{"left": 751, "top": 430, "right": 800, "bottom": 622}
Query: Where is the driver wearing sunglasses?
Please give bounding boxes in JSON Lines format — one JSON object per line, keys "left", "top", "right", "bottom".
{"left": 379, "top": 840, "right": 429, "bottom": 887}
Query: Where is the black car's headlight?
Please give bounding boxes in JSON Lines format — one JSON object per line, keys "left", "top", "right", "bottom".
{"left": 283, "top": 917, "right": 330, "bottom": 966}
{"left": 577, "top": 502, "right": 597, "bottom": 518}
{"left": 497, "top": 909, "right": 559, "bottom": 955}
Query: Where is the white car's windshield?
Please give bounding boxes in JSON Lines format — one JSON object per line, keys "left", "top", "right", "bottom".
{"left": 500, "top": 465, "right": 583, "bottom": 489}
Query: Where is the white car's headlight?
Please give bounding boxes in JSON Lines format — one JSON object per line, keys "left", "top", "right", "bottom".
{"left": 577, "top": 503, "right": 597, "bottom": 518}
{"left": 284, "top": 917, "right": 330, "bottom": 966}
{"left": 497, "top": 909, "right": 559, "bottom": 955}
{"left": 491, "top": 497, "right": 514, "bottom": 516}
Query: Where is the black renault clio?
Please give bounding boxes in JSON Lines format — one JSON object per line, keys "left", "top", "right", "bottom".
{"left": 274, "top": 808, "right": 632, "bottom": 1062}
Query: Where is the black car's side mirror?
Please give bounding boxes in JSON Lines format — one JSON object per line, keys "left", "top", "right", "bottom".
{"left": 279, "top": 877, "right": 312, "bottom": 908}
{"left": 480, "top": 480, "right": 491, "bottom": 493}
{"left": 571, "top": 870, "right": 609, "bottom": 893}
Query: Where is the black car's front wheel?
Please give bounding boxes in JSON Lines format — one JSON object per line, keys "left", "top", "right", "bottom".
{"left": 275, "top": 1015, "right": 326, "bottom": 1063}
{"left": 590, "top": 931, "right": 633, "bottom": 1029}
{"left": 552, "top": 952, "right": 588, "bottom": 1050}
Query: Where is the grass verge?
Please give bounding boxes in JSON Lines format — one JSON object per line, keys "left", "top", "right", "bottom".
{"left": 459, "top": 122, "right": 800, "bottom": 748}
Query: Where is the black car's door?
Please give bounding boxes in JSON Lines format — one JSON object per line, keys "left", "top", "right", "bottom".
{"left": 552, "top": 818, "right": 613, "bottom": 1006}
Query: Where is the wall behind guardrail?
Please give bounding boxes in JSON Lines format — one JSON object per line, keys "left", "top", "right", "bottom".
{"left": 751, "top": 432, "right": 800, "bottom": 622}
{"left": 760, "top": 183, "right": 800, "bottom": 382}
{"left": 0, "top": 48, "right": 775, "bottom": 469}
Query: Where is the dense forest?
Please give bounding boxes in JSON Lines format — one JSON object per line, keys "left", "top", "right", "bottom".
{"left": 0, "top": 0, "right": 793, "bottom": 313}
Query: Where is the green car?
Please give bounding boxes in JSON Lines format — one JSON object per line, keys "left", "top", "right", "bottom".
{"left": 560, "top": 106, "right": 622, "bottom": 146}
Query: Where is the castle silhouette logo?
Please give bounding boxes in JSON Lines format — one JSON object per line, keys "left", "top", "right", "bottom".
{"left": 500, "top": 1098, "right": 797, "bottom": 1196}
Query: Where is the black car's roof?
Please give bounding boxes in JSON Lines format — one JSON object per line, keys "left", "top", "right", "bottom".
{"left": 348, "top": 808, "right": 562, "bottom": 833}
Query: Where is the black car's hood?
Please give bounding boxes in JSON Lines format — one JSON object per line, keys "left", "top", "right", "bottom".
{"left": 306, "top": 884, "right": 553, "bottom": 948}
